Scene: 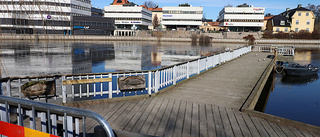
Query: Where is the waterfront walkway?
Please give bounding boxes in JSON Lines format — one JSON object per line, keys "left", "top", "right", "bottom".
{"left": 70, "top": 53, "right": 320, "bottom": 136}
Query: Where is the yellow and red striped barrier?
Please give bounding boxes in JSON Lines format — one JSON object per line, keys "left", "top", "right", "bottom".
{"left": 0, "top": 121, "right": 59, "bottom": 137}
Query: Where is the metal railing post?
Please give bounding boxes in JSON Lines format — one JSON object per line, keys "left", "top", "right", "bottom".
{"left": 155, "top": 71, "right": 159, "bottom": 94}
{"left": 173, "top": 66, "right": 176, "bottom": 85}
{"left": 148, "top": 71, "right": 152, "bottom": 96}
{"left": 187, "top": 62, "right": 190, "bottom": 79}
{"left": 62, "top": 76, "right": 67, "bottom": 103}
{"left": 108, "top": 73, "right": 112, "bottom": 99}
{"left": 6, "top": 79, "right": 11, "bottom": 97}
{"left": 197, "top": 59, "right": 200, "bottom": 74}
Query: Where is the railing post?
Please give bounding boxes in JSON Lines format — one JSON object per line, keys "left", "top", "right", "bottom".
{"left": 206, "top": 57, "right": 208, "bottom": 70}
{"left": 173, "top": 66, "right": 176, "bottom": 85}
{"left": 197, "top": 59, "right": 200, "bottom": 74}
{"left": 6, "top": 79, "right": 11, "bottom": 97}
{"left": 155, "top": 71, "right": 159, "bottom": 94}
{"left": 148, "top": 71, "right": 152, "bottom": 96}
{"left": 62, "top": 76, "right": 67, "bottom": 104}
{"left": 187, "top": 62, "right": 190, "bottom": 79}
{"left": 108, "top": 73, "right": 112, "bottom": 99}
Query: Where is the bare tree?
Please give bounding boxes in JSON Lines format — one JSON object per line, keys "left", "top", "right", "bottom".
{"left": 144, "top": 1, "right": 157, "bottom": 7}
{"left": 152, "top": 14, "right": 159, "bottom": 29}
{"left": 307, "top": 4, "right": 320, "bottom": 32}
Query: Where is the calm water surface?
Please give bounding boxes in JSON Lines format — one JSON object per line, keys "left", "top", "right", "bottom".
{"left": 0, "top": 40, "right": 237, "bottom": 77}
{"left": 257, "top": 48, "right": 320, "bottom": 127}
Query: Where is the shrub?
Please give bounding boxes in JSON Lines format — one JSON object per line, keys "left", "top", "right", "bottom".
{"left": 274, "top": 31, "right": 290, "bottom": 39}
{"left": 263, "top": 31, "right": 273, "bottom": 39}
{"left": 243, "top": 35, "right": 255, "bottom": 45}
{"left": 312, "top": 31, "right": 320, "bottom": 39}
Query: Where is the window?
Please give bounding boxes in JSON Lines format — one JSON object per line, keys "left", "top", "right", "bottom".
{"left": 298, "top": 13, "right": 301, "bottom": 16}
{"left": 307, "top": 20, "right": 310, "bottom": 25}
{"left": 285, "top": 28, "right": 288, "bottom": 32}
{"left": 280, "top": 20, "right": 285, "bottom": 25}
{"left": 276, "top": 28, "right": 280, "bottom": 32}
{"left": 306, "top": 13, "right": 309, "bottom": 16}
{"left": 306, "top": 28, "right": 310, "bottom": 32}
{"left": 295, "top": 28, "right": 299, "bottom": 32}
{"left": 296, "top": 20, "right": 299, "bottom": 25}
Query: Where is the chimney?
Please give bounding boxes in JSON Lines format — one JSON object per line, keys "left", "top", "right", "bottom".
{"left": 298, "top": 4, "right": 302, "bottom": 8}
{"left": 286, "top": 8, "right": 290, "bottom": 11}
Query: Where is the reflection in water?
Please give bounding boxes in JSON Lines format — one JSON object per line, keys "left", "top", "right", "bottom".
{"left": 281, "top": 74, "right": 319, "bottom": 85}
{"left": 255, "top": 48, "right": 320, "bottom": 127}
{"left": 0, "top": 40, "right": 231, "bottom": 77}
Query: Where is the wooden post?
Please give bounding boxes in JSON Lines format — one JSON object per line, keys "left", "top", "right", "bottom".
{"left": 274, "top": 49, "right": 278, "bottom": 71}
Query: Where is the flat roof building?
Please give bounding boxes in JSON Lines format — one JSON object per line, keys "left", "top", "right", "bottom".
{"left": 162, "top": 3, "right": 203, "bottom": 30}
{"left": 104, "top": 0, "right": 152, "bottom": 36}
{"left": 218, "top": 3, "right": 265, "bottom": 32}
{"left": 0, "top": 0, "right": 91, "bottom": 34}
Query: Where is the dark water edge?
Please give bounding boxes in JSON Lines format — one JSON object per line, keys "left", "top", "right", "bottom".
{"left": 255, "top": 48, "right": 320, "bottom": 127}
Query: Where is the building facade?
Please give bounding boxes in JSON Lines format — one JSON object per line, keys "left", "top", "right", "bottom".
{"left": 104, "top": 0, "right": 152, "bottom": 36}
{"left": 218, "top": 3, "right": 265, "bottom": 32}
{"left": 267, "top": 5, "right": 315, "bottom": 33}
{"left": 200, "top": 22, "right": 227, "bottom": 32}
{"left": 72, "top": 16, "right": 114, "bottom": 35}
{"left": 0, "top": 0, "right": 91, "bottom": 34}
{"left": 162, "top": 3, "right": 203, "bottom": 30}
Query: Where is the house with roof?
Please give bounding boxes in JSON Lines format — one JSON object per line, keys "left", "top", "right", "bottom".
{"left": 266, "top": 5, "right": 315, "bottom": 33}
{"left": 200, "top": 22, "right": 227, "bottom": 32}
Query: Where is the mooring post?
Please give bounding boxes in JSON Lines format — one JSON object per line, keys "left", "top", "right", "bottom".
{"left": 108, "top": 73, "right": 112, "bottom": 99}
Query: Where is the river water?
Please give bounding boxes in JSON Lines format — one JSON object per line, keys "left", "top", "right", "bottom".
{"left": 0, "top": 40, "right": 238, "bottom": 77}
{"left": 1, "top": 40, "right": 320, "bottom": 127}
{"left": 255, "top": 48, "right": 320, "bottom": 127}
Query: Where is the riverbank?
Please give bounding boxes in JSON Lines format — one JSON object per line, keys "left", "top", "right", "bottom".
{"left": 1, "top": 34, "right": 320, "bottom": 45}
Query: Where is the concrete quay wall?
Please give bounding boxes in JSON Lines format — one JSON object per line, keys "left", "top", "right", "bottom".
{"left": 1, "top": 34, "right": 320, "bottom": 45}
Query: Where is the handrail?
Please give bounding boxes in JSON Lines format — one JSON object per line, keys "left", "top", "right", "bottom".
{"left": 0, "top": 95, "right": 115, "bottom": 137}
{"left": 1, "top": 46, "right": 252, "bottom": 103}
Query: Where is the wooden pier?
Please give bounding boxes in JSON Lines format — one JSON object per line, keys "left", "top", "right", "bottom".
{"left": 68, "top": 52, "right": 320, "bottom": 137}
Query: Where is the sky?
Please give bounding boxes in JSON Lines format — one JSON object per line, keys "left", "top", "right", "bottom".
{"left": 91, "top": 0, "right": 319, "bottom": 20}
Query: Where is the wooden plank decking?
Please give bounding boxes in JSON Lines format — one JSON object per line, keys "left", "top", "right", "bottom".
{"left": 70, "top": 52, "right": 320, "bottom": 137}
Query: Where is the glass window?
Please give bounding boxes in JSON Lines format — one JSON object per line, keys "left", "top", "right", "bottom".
{"left": 295, "top": 28, "right": 299, "bottom": 32}
{"left": 280, "top": 21, "right": 285, "bottom": 25}
{"left": 285, "top": 28, "right": 288, "bottom": 32}
{"left": 306, "top": 28, "right": 309, "bottom": 32}
{"left": 306, "top": 13, "right": 309, "bottom": 16}
{"left": 296, "top": 20, "right": 299, "bottom": 25}
{"left": 276, "top": 28, "right": 280, "bottom": 32}
{"left": 307, "top": 20, "right": 310, "bottom": 25}
{"left": 298, "top": 13, "right": 301, "bottom": 16}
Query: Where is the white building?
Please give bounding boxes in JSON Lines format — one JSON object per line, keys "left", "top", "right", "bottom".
{"left": 104, "top": 0, "right": 152, "bottom": 36}
{"left": 162, "top": 3, "right": 203, "bottom": 30}
{"left": 218, "top": 3, "right": 265, "bottom": 31}
{"left": 0, "top": 0, "right": 91, "bottom": 34}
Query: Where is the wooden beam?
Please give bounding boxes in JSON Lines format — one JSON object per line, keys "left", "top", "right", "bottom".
{"left": 62, "top": 78, "right": 112, "bottom": 85}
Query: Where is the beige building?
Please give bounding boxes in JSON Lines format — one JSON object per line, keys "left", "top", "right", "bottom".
{"left": 262, "top": 15, "right": 274, "bottom": 31}
{"left": 140, "top": 6, "right": 164, "bottom": 30}
{"left": 267, "top": 5, "right": 315, "bottom": 33}
{"left": 200, "top": 22, "right": 226, "bottom": 32}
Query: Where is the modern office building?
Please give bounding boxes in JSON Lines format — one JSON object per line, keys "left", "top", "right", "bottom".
{"left": 218, "top": 3, "right": 265, "bottom": 32}
{"left": 162, "top": 3, "right": 203, "bottom": 30}
{"left": 0, "top": 0, "right": 91, "bottom": 34}
{"left": 140, "top": 6, "right": 163, "bottom": 30}
{"left": 266, "top": 5, "right": 315, "bottom": 33}
{"left": 91, "top": 7, "right": 104, "bottom": 17}
{"left": 104, "top": 0, "right": 152, "bottom": 36}
{"left": 72, "top": 16, "right": 114, "bottom": 35}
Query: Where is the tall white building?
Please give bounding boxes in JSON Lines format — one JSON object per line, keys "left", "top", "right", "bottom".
{"left": 104, "top": 0, "right": 152, "bottom": 36}
{"left": 0, "top": 0, "right": 91, "bottom": 34}
{"left": 218, "top": 3, "right": 265, "bottom": 31}
{"left": 162, "top": 3, "right": 203, "bottom": 30}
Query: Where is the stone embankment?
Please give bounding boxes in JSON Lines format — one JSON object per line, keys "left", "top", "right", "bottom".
{"left": 1, "top": 34, "right": 320, "bottom": 45}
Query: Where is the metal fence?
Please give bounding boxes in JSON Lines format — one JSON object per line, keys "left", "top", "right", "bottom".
{"left": 0, "top": 95, "right": 115, "bottom": 137}
{"left": 252, "top": 45, "right": 294, "bottom": 56}
{"left": 1, "top": 46, "right": 252, "bottom": 104}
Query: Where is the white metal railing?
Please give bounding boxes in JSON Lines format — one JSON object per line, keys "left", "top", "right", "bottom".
{"left": 1, "top": 46, "right": 252, "bottom": 104}
{"left": 0, "top": 95, "right": 115, "bottom": 137}
{"left": 252, "top": 45, "right": 295, "bottom": 56}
